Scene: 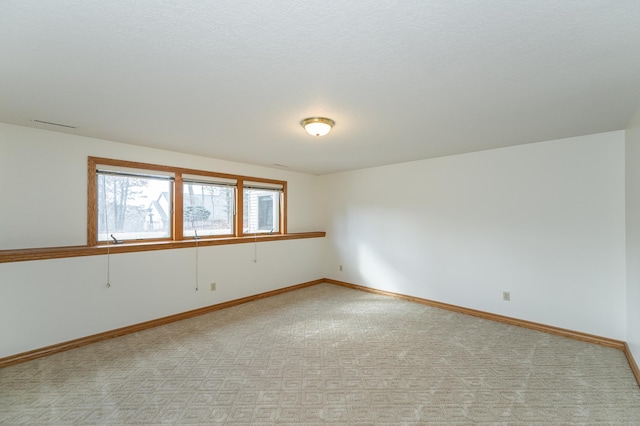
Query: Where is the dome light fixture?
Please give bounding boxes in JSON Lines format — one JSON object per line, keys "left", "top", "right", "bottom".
{"left": 300, "top": 116, "right": 335, "bottom": 137}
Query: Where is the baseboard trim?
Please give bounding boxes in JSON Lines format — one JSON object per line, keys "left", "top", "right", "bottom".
{"left": 624, "top": 343, "right": 640, "bottom": 387}
{"left": 0, "top": 279, "right": 324, "bottom": 369}
{"left": 325, "top": 279, "right": 626, "bottom": 350}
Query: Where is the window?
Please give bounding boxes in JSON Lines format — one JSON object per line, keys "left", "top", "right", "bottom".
{"left": 243, "top": 182, "right": 283, "bottom": 234}
{"left": 96, "top": 169, "right": 174, "bottom": 242}
{"left": 183, "top": 176, "right": 236, "bottom": 237}
{"left": 88, "top": 157, "right": 286, "bottom": 245}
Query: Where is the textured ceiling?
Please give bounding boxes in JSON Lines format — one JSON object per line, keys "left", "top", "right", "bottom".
{"left": 2, "top": 1, "right": 640, "bottom": 174}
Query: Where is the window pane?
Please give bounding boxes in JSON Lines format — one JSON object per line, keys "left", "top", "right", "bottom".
{"left": 243, "top": 188, "right": 280, "bottom": 233}
{"left": 97, "top": 174, "right": 172, "bottom": 241}
{"left": 184, "top": 182, "right": 234, "bottom": 237}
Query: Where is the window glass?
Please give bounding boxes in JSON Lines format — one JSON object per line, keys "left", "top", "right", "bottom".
{"left": 97, "top": 173, "right": 172, "bottom": 242}
{"left": 243, "top": 188, "right": 280, "bottom": 233}
{"left": 183, "top": 182, "right": 234, "bottom": 237}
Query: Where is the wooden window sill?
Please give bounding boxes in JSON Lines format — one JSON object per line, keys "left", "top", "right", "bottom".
{"left": 0, "top": 232, "right": 326, "bottom": 263}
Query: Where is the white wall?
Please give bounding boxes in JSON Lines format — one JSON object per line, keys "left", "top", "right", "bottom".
{"left": 626, "top": 107, "right": 640, "bottom": 363}
{"left": 320, "top": 131, "right": 627, "bottom": 339}
{"left": 0, "top": 123, "right": 324, "bottom": 358}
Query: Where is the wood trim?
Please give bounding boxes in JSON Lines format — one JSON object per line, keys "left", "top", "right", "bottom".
{"left": 0, "top": 279, "right": 325, "bottom": 368}
{"left": 87, "top": 158, "right": 97, "bottom": 246}
{"left": 281, "top": 181, "right": 287, "bottom": 235}
{"left": 237, "top": 179, "right": 244, "bottom": 237}
{"left": 90, "top": 157, "right": 231, "bottom": 181}
{"left": 89, "top": 157, "right": 287, "bottom": 194}
{"left": 174, "top": 173, "right": 184, "bottom": 240}
{"left": 624, "top": 343, "right": 640, "bottom": 388}
{"left": 90, "top": 156, "right": 179, "bottom": 174}
{"left": 0, "top": 232, "right": 326, "bottom": 263}
{"left": 325, "top": 279, "right": 626, "bottom": 351}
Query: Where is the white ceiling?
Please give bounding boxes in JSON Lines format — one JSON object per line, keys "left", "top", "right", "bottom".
{"left": 2, "top": 1, "right": 640, "bottom": 175}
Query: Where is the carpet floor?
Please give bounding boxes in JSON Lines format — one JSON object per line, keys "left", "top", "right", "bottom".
{"left": 1, "top": 283, "right": 639, "bottom": 424}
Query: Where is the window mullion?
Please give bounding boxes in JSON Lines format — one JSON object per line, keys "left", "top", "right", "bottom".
{"left": 236, "top": 179, "right": 244, "bottom": 237}
{"left": 174, "top": 173, "right": 184, "bottom": 241}
{"left": 281, "top": 181, "right": 287, "bottom": 234}
{"left": 87, "top": 158, "right": 98, "bottom": 246}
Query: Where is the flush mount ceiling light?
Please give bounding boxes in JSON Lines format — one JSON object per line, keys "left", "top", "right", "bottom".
{"left": 300, "top": 117, "right": 335, "bottom": 137}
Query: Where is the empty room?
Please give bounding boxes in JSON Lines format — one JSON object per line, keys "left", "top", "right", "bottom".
{"left": 1, "top": 1, "right": 640, "bottom": 424}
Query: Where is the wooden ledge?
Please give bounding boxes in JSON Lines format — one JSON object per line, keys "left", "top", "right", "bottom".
{"left": 0, "top": 232, "right": 325, "bottom": 263}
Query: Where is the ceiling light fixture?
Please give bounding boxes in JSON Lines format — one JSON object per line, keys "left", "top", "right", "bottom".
{"left": 300, "top": 117, "right": 335, "bottom": 137}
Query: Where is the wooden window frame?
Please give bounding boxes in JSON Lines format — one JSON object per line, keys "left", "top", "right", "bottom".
{"left": 88, "top": 157, "right": 287, "bottom": 246}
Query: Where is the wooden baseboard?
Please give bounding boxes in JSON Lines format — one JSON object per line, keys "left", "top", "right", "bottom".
{"left": 624, "top": 343, "right": 640, "bottom": 388}
{"left": 0, "top": 279, "right": 324, "bottom": 369}
{"left": 324, "top": 279, "right": 626, "bottom": 350}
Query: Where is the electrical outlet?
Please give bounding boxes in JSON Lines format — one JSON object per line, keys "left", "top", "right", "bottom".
{"left": 210, "top": 282, "right": 216, "bottom": 291}
{"left": 339, "top": 265, "right": 343, "bottom": 271}
{"left": 503, "top": 291, "right": 510, "bottom": 301}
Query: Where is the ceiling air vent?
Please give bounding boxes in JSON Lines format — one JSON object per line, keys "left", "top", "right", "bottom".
{"left": 32, "top": 119, "right": 77, "bottom": 129}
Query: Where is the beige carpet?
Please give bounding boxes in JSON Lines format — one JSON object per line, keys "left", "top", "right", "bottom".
{"left": 1, "top": 283, "right": 639, "bottom": 424}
